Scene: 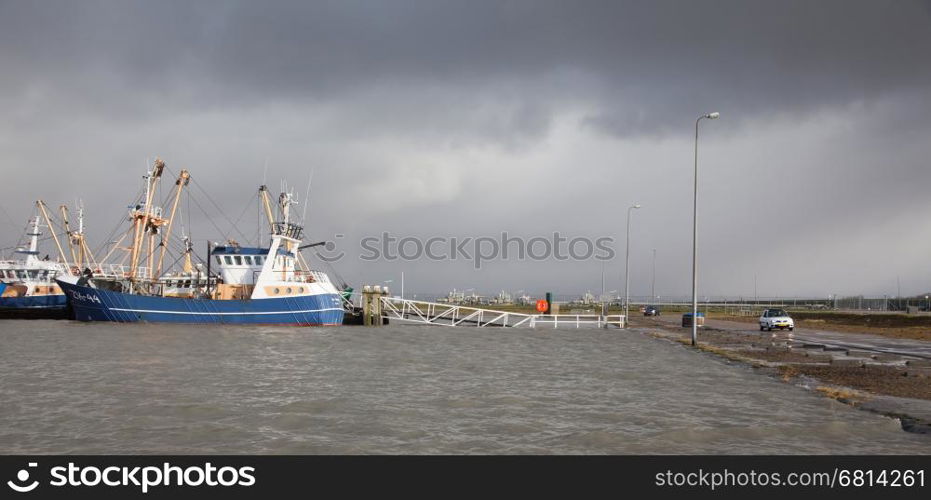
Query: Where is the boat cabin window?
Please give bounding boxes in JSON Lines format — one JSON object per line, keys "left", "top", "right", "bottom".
{"left": 224, "top": 256, "right": 232, "bottom": 265}
{"left": 244, "top": 256, "right": 253, "bottom": 265}
{"left": 234, "top": 256, "right": 242, "bottom": 266}
{"left": 215, "top": 256, "right": 222, "bottom": 265}
{"left": 255, "top": 256, "right": 263, "bottom": 265}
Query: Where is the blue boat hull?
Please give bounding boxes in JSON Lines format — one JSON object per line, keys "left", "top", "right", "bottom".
{"left": 0, "top": 292, "right": 69, "bottom": 319}
{"left": 57, "top": 280, "right": 344, "bottom": 325}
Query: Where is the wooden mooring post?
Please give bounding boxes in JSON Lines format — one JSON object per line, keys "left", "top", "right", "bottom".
{"left": 362, "top": 285, "right": 389, "bottom": 326}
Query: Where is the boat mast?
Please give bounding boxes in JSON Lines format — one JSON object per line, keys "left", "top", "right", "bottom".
{"left": 21, "top": 214, "right": 42, "bottom": 266}
{"left": 129, "top": 158, "right": 164, "bottom": 281}
{"left": 59, "top": 205, "right": 84, "bottom": 269}
{"left": 154, "top": 169, "right": 190, "bottom": 278}
{"left": 259, "top": 185, "right": 275, "bottom": 229}
{"left": 75, "top": 202, "right": 87, "bottom": 269}
{"left": 278, "top": 191, "right": 299, "bottom": 280}
{"left": 35, "top": 200, "right": 70, "bottom": 268}
{"left": 75, "top": 202, "right": 101, "bottom": 271}
{"left": 181, "top": 235, "right": 193, "bottom": 274}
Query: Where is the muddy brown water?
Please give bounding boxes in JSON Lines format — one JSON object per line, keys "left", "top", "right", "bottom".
{"left": 1, "top": 320, "right": 929, "bottom": 454}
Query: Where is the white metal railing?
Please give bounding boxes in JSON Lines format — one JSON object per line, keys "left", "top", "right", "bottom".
{"left": 90, "top": 264, "right": 152, "bottom": 280}
{"left": 529, "top": 314, "right": 625, "bottom": 328}
{"left": 379, "top": 297, "right": 625, "bottom": 328}
{"left": 0, "top": 261, "right": 152, "bottom": 281}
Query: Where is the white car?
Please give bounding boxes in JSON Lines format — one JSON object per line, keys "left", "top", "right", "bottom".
{"left": 759, "top": 308, "right": 794, "bottom": 331}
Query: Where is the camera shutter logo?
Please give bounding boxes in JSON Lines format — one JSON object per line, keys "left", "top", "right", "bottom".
{"left": 7, "top": 463, "right": 39, "bottom": 493}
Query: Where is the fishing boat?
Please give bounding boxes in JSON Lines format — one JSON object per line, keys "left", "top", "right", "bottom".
{"left": 0, "top": 200, "right": 102, "bottom": 319}
{"left": 0, "top": 211, "right": 71, "bottom": 318}
{"left": 57, "top": 158, "right": 347, "bottom": 325}
{"left": 0, "top": 198, "right": 104, "bottom": 319}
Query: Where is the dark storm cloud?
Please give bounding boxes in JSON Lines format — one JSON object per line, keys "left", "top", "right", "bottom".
{"left": 2, "top": 0, "right": 929, "bottom": 136}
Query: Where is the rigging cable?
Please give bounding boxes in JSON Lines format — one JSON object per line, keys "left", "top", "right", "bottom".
{"left": 186, "top": 174, "right": 251, "bottom": 243}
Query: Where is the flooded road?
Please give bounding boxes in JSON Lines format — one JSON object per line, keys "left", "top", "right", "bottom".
{"left": 1, "top": 320, "right": 929, "bottom": 454}
{"left": 650, "top": 314, "right": 931, "bottom": 359}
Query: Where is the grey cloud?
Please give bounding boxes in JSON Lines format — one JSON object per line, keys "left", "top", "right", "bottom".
{"left": 1, "top": 1, "right": 931, "bottom": 297}
{"left": 3, "top": 1, "right": 930, "bottom": 136}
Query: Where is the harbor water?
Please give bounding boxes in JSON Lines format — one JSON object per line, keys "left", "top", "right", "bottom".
{"left": 1, "top": 320, "right": 929, "bottom": 454}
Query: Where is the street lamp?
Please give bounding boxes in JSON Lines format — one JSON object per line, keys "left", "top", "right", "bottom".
{"left": 651, "top": 248, "right": 657, "bottom": 301}
{"left": 624, "top": 203, "right": 641, "bottom": 327}
{"left": 691, "top": 111, "right": 720, "bottom": 346}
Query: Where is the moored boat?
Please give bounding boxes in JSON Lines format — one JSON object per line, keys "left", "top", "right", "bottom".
{"left": 0, "top": 210, "right": 70, "bottom": 318}
{"left": 58, "top": 158, "right": 346, "bottom": 325}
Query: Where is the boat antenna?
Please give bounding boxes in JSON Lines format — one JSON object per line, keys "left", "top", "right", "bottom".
{"left": 262, "top": 158, "right": 269, "bottom": 186}
{"left": 179, "top": 211, "right": 186, "bottom": 240}
{"left": 301, "top": 169, "right": 314, "bottom": 224}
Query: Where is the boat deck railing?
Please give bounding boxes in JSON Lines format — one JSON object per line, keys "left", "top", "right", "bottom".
{"left": 273, "top": 222, "right": 303, "bottom": 240}
{"left": 88, "top": 264, "right": 153, "bottom": 280}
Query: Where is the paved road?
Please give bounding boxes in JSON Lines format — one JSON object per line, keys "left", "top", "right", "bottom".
{"left": 643, "top": 314, "right": 931, "bottom": 360}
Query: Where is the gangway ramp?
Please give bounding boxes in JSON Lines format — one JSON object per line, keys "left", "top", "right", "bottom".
{"left": 379, "top": 297, "right": 624, "bottom": 328}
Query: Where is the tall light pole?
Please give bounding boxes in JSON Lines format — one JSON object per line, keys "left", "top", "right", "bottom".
{"left": 601, "top": 260, "right": 607, "bottom": 319}
{"left": 624, "top": 203, "right": 641, "bottom": 327}
{"left": 651, "top": 248, "right": 656, "bottom": 301}
{"left": 754, "top": 273, "right": 758, "bottom": 304}
{"left": 691, "top": 111, "right": 720, "bottom": 346}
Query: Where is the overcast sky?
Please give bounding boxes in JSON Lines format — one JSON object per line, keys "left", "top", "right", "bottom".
{"left": 1, "top": 0, "right": 930, "bottom": 299}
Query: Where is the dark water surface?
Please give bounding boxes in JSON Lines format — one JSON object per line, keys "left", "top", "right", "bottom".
{"left": 1, "top": 320, "right": 928, "bottom": 454}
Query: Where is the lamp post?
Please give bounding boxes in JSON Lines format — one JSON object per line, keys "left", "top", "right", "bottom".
{"left": 651, "top": 248, "right": 656, "bottom": 301}
{"left": 601, "top": 260, "right": 607, "bottom": 320}
{"left": 624, "top": 203, "right": 641, "bottom": 327}
{"left": 691, "top": 111, "right": 719, "bottom": 346}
